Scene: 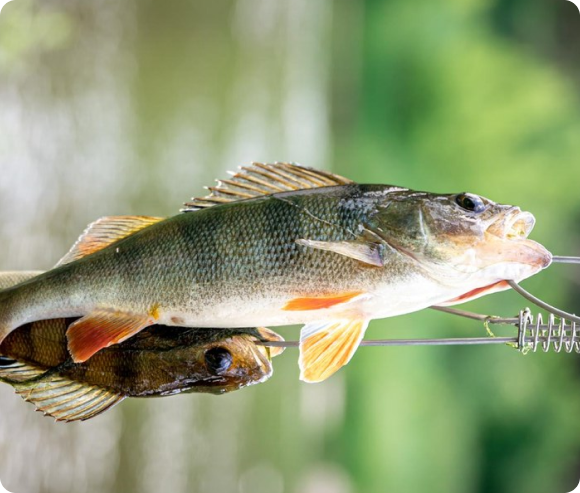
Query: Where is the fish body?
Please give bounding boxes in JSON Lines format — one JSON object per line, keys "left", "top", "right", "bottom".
{"left": 0, "top": 272, "right": 283, "bottom": 421}
{"left": 0, "top": 164, "right": 552, "bottom": 382}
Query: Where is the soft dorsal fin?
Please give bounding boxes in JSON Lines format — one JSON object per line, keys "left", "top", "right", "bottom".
{"left": 182, "top": 162, "right": 353, "bottom": 212}
{"left": 56, "top": 216, "right": 164, "bottom": 266}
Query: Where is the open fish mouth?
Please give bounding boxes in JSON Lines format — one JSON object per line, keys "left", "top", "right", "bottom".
{"left": 478, "top": 207, "right": 552, "bottom": 271}
{"left": 486, "top": 208, "right": 535, "bottom": 240}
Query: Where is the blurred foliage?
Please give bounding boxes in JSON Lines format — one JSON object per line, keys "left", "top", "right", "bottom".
{"left": 0, "top": 1, "right": 579, "bottom": 493}
{"left": 332, "top": 1, "right": 580, "bottom": 492}
{"left": 0, "top": 0, "right": 74, "bottom": 74}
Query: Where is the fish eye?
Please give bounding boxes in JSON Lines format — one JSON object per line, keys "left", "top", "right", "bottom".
{"left": 205, "top": 347, "right": 233, "bottom": 374}
{"left": 455, "top": 193, "right": 486, "bottom": 213}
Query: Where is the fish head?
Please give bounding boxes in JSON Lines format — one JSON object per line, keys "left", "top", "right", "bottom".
{"left": 370, "top": 189, "right": 552, "bottom": 297}
{"left": 188, "top": 327, "right": 285, "bottom": 394}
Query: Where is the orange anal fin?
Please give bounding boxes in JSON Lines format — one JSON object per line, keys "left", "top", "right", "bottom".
{"left": 438, "top": 280, "right": 510, "bottom": 306}
{"left": 67, "top": 310, "right": 155, "bottom": 363}
{"left": 283, "top": 291, "right": 364, "bottom": 311}
{"left": 299, "top": 318, "right": 369, "bottom": 383}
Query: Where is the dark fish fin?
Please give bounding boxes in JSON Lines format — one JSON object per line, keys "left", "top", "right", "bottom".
{"left": 296, "top": 239, "right": 385, "bottom": 267}
{"left": 283, "top": 291, "right": 365, "bottom": 311}
{"left": 0, "top": 271, "right": 43, "bottom": 290}
{"left": 0, "top": 359, "right": 46, "bottom": 383}
{"left": 67, "top": 310, "right": 154, "bottom": 363}
{"left": 182, "top": 162, "right": 353, "bottom": 211}
{"left": 14, "top": 375, "right": 124, "bottom": 422}
{"left": 299, "top": 318, "right": 369, "bottom": 383}
{"left": 56, "top": 216, "right": 164, "bottom": 266}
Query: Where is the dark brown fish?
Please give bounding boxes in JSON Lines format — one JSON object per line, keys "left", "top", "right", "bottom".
{"left": 0, "top": 272, "right": 284, "bottom": 421}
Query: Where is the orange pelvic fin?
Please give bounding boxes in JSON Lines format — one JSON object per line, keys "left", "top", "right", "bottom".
{"left": 67, "top": 309, "right": 155, "bottom": 362}
{"left": 283, "top": 291, "right": 364, "bottom": 311}
{"left": 56, "top": 216, "right": 164, "bottom": 266}
{"left": 437, "top": 280, "right": 511, "bottom": 306}
{"left": 299, "top": 318, "right": 369, "bottom": 383}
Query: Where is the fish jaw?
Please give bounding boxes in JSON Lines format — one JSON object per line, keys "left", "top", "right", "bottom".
{"left": 406, "top": 204, "right": 552, "bottom": 300}
{"left": 475, "top": 208, "right": 552, "bottom": 275}
{"left": 449, "top": 208, "right": 552, "bottom": 280}
{"left": 433, "top": 233, "right": 552, "bottom": 306}
{"left": 476, "top": 235, "right": 552, "bottom": 276}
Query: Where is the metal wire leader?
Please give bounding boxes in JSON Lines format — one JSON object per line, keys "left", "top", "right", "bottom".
{"left": 260, "top": 308, "right": 580, "bottom": 353}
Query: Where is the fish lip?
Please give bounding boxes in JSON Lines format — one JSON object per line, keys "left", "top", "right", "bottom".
{"left": 486, "top": 208, "right": 535, "bottom": 240}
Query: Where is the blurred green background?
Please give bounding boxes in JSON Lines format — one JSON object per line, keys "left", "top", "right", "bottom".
{"left": 0, "top": 1, "right": 579, "bottom": 492}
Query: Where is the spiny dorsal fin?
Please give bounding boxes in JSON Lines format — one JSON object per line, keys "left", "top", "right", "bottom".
{"left": 13, "top": 375, "right": 124, "bottom": 422}
{"left": 182, "top": 162, "right": 354, "bottom": 212}
{"left": 56, "top": 216, "right": 164, "bottom": 266}
{"left": 0, "top": 271, "right": 43, "bottom": 290}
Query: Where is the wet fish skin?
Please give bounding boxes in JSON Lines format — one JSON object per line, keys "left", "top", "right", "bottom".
{"left": 0, "top": 185, "right": 547, "bottom": 328}
{"left": 0, "top": 163, "right": 552, "bottom": 382}
{"left": 0, "top": 186, "right": 398, "bottom": 330}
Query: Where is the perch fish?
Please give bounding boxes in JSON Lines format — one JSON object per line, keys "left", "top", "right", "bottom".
{"left": 0, "top": 163, "right": 551, "bottom": 382}
{"left": 0, "top": 271, "right": 283, "bottom": 421}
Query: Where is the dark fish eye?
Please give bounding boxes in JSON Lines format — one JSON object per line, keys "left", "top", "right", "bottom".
{"left": 204, "top": 347, "right": 233, "bottom": 374}
{"left": 455, "top": 193, "right": 486, "bottom": 213}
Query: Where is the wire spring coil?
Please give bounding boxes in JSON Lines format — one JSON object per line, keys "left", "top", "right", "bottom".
{"left": 518, "top": 309, "right": 580, "bottom": 353}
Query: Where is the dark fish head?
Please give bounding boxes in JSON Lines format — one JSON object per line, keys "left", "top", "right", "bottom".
{"left": 190, "top": 327, "right": 285, "bottom": 394}
{"left": 370, "top": 188, "right": 552, "bottom": 291}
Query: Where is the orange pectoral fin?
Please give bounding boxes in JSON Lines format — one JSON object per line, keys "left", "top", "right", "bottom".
{"left": 67, "top": 309, "right": 154, "bottom": 363}
{"left": 299, "top": 318, "right": 369, "bottom": 383}
{"left": 283, "top": 291, "right": 364, "bottom": 311}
